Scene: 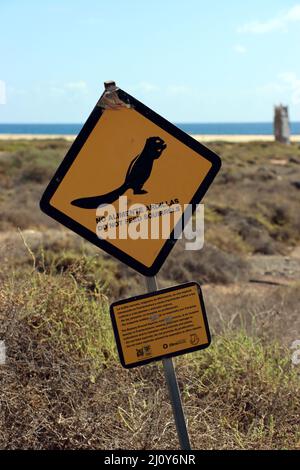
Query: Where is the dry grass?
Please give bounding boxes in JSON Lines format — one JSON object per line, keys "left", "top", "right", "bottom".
{"left": 0, "top": 252, "right": 299, "bottom": 449}
{"left": 0, "top": 281, "right": 299, "bottom": 449}
{"left": 205, "top": 141, "right": 300, "bottom": 255}
{"left": 0, "top": 139, "right": 300, "bottom": 449}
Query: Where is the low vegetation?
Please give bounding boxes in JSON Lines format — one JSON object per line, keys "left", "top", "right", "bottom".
{"left": 0, "top": 139, "right": 299, "bottom": 449}
{"left": 1, "top": 259, "right": 299, "bottom": 449}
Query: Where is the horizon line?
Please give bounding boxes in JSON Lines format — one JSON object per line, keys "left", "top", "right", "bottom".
{"left": 1, "top": 121, "right": 300, "bottom": 125}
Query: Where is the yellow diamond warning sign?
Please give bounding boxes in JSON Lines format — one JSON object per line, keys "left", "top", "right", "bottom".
{"left": 40, "top": 85, "right": 221, "bottom": 275}
{"left": 110, "top": 282, "right": 210, "bottom": 368}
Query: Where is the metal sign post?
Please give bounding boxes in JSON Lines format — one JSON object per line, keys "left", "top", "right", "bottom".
{"left": 145, "top": 276, "right": 191, "bottom": 450}
{"left": 40, "top": 81, "right": 220, "bottom": 451}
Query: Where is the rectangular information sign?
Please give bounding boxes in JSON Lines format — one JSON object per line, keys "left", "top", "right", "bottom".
{"left": 110, "top": 282, "right": 210, "bottom": 368}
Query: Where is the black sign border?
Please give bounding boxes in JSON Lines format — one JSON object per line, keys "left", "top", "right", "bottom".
{"left": 40, "top": 88, "right": 221, "bottom": 276}
{"left": 110, "top": 281, "right": 211, "bottom": 368}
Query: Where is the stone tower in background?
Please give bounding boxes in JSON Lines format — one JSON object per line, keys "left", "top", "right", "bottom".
{"left": 274, "top": 105, "right": 290, "bottom": 144}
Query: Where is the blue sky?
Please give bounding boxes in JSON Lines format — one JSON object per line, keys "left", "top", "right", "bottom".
{"left": 0, "top": 0, "right": 300, "bottom": 123}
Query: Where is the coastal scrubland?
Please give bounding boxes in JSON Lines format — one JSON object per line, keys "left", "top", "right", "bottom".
{"left": 0, "top": 139, "right": 299, "bottom": 449}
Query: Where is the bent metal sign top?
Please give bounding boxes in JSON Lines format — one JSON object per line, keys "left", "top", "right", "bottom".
{"left": 40, "top": 86, "right": 221, "bottom": 275}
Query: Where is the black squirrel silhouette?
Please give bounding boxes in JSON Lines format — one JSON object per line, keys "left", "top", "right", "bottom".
{"left": 71, "top": 136, "right": 167, "bottom": 209}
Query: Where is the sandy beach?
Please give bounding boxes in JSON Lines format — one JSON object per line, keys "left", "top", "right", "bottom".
{"left": 0, "top": 133, "right": 300, "bottom": 142}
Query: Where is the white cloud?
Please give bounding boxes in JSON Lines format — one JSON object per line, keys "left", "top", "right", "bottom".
{"left": 238, "top": 18, "right": 283, "bottom": 34}
{"left": 49, "top": 81, "right": 88, "bottom": 97}
{"left": 131, "top": 82, "right": 192, "bottom": 96}
{"left": 257, "top": 82, "right": 285, "bottom": 94}
{"left": 258, "top": 72, "right": 300, "bottom": 105}
{"left": 65, "top": 80, "right": 88, "bottom": 93}
{"left": 134, "top": 81, "right": 159, "bottom": 93}
{"left": 279, "top": 72, "right": 300, "bottom": 104}
{"left": 10, "top": 87, "right": 30, "bottom": 96}
{"left": 234, "top": 44, "right": 246, "bottom": 54}
{"left": 50, "top": 86, "right": 66, "bottom": 97}
{"left": 0, "top": 80, "right": 6, "bottom": 104}
{"left": 285, "top": 4, "right": 300, "bottom": 21}
{"left": 238, "top": 4, "right": 300, "bottom": 34}
{"left": 166, "top": 85, "right": 191, "bottom": 95}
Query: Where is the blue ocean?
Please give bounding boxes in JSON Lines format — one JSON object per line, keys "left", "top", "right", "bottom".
{"left": 0, "top": 122, "right": 300, "bottom": 135}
